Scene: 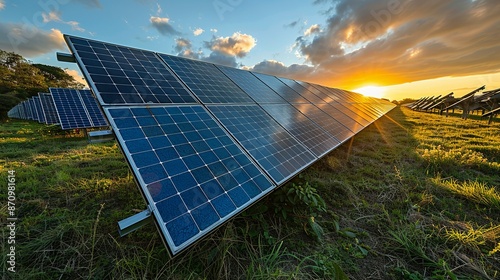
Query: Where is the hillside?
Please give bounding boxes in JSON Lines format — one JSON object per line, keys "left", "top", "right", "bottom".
{"left": 1, "top": 107, "right": 499, "bottom": 279}
{"left": 0, "top": 49, "right": 84, "bottom": 120}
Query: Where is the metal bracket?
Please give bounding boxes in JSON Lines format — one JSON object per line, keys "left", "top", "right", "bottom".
{"left": 56, "top": 52, "right": 76, "bottom": 63}
{"left": 118, "top": 206, "right": 153, "bottom": 237}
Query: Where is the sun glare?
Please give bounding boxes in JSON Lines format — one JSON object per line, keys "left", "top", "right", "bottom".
{"left": 353, "top": 86, "right": 385, "bottom": 98}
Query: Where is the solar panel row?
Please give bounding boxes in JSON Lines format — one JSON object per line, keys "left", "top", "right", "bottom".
{"left": 63, "top": 35, "right": 396, "bottom": 256}
{"left": 7, "top": 89, "right": 108, "bottom": 130}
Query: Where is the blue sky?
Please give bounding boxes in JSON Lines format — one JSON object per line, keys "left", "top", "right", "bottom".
{"left": 1, "top": 0, "right": 500, "bottom": 100}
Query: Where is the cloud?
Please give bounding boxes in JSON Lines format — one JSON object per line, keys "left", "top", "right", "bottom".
{"left": 175, "top": 38, "right": 192, "bottom": 52}
{"left": 246, "top": 60, "right": 314, "bottom": 79}
{"left": 304, "top": 24, "right": 321, "bottom": 36}
{"left": 0, "top": 0, "right": 4, "bottom": 10}
{"left": 150, "top": 16, "right": 180, "bottom": 36}
{"left": 203, "top": 51, "right": 237, "bottom": 68}
{"left": 285, "top": 19, "right": 300, "bottom": 28}
{"left": 65, "top": 69, "right": 88, "bottom": 88}
{"left": 0, "top": 24, "right": 66, "bottom": 57}
{"left": 42, "top": 11, "right": 85, "bottom": 32}
{"left": 204, "top": 32, "right": 256, "bottom": 58}
{"left": 257, "top": 0, "right": 500, "bottom": 90}
{"left": 210, "top": 28, "right": 218, "bottom": 33}
{"left": 193, "top": 28, "right": 204, "bottom": 36}
{"left": 42, "top": 11, "right": 61, "bottom": 23}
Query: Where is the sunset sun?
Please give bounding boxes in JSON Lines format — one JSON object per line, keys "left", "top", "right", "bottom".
{"left": 353, "top": 86, "right": 385, "bottom": 99}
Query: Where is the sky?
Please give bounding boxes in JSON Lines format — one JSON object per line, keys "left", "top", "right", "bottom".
{"left": 1, "top": 0, "right": 499, "bottom": 101}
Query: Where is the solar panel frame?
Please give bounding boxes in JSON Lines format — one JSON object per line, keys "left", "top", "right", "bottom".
{"left": 207, "top": 104, "right": 317, "bottom": 185}
{"left": 104, "top": 105, "right": 275, "bottom": 255}
{"left": 64, "top": 35, "right": 198, "bottom": 106}
{"left": 158, "top": 53, "right": 255, "bottom": 104}
{"left": 29, "top": 98, "right": 38, "bottom": 121}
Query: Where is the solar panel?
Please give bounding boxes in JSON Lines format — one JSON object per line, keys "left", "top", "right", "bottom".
{"left": 294, "top": 103, "right": 355, "bottom": 143}
{"left": 277, "top": 77, "right": 326, "bottom": 104}
{"left": 327, "top": 102, "right": 370, "bottom": 127}
{"left": 79, "top": 89, "right": 109, "bottom": 127}
{"left": 65, "top": 36, "right": 197, "bottom": 105}
{"left": 39, "top": 93, "right": 60, "bottom": 124}
{"left": 207, "top": 105, "right": 316, "bottom": 184}
{"left": 33, "top": 96, "right": 46, "bottom": 123}
{"left": 215, "top": 65, "right": 287, "bottom": 103}
{"left": 260, "top": 104, "right": 340, "bottom": 157}
{"left": 158, "top": 54, "right": 254, "bottom": 104}
{"left": 50, "top": 88, "right": 93, "bottom": 129}
{"left": 104, "top": 105, "right": 274, "bottom": 254}
{"left": 252, "top": 73, "right": 310, "bottom": 104}
{"left": 29, "top": 98, "right": 38, "bottom": 121}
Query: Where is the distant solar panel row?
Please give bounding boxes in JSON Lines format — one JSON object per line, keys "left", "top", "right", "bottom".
{"left": 7, "top": 88, "right": 109, "bottom": 130}
{"left": 63, "top": 35, "right": 396, "bottom": 256}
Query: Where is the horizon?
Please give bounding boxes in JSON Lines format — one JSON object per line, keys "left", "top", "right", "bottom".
{"left": 1, "top": 0, "right": 499, "bottom": 101}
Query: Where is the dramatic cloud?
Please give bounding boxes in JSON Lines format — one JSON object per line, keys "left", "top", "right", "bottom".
{"left": 255, "top": 0, "right": 500, "bottom": 90}
{"left": 0, "top": 24, "right": 66, "bottom": 57}
{"left": 150, "top": 16, "right": 180, "bottom": 36}
{"left": 193, "top": 28, "right": 204, "bottom": 36}
{"left": 203, "top": 51, "right": 237, "bottom": 68}
{"left": 204, "top": 32, "right": 256, "bottom": 58}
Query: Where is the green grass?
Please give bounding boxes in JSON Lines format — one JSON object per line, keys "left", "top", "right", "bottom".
{"left": 1, "top": 107, "right": 499, "bottom": 279}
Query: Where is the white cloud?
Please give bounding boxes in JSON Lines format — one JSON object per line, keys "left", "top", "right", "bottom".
{"left": 205, "top": 32, "right": 256, "bottom": 58}
{"left": 210, "top": 28, "right": 218, "bottom": 33}
{"left": 0, "top": 0, "right": 5, "bottom": 10}
{"left": 0, "top": 24, "right": 65, "bottom": 57}
{"left": 42, "top": 11, "right": 61, "bottom": 23}
{"left": 193, "top": 28, "right": 204, "bottom": 36}
{"left": 41, "top": 10, "right": 85, "bottom": 32}
{"left": 304, "top": 24, "right": 320, "bottom": 36}
{"left": 150, "top": 16, "right": 180, "bottom": 36}
{"left": 156, "top": 3, "right": 162, "bottom": 15}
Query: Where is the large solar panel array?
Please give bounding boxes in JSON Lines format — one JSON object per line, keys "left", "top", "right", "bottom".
{"left": 63, "top": 35, "right": 395, "bottom": 256}
{"left": 7, "top": 89, "right": 108, "bottom": 130}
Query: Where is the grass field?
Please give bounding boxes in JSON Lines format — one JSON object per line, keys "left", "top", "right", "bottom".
{"left": 1, "top": 106, "right": 499, "bottom": 279}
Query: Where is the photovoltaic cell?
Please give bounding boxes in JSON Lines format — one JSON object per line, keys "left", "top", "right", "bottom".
{"left": 294, "top": 104, "right": 354, "bottom": 143}
{"left": 65, "top": 36, "right": 196, "bottom": 105}
{"left": 158, "top": 54, "right": 254, "bottom": 104}
{"left": 318, "top": 104, "right": 364, "bottom": 134}
{"left": 105, "top": 105, "right": 274, "bottom": 254}
{"left": 253, "top": 72, "right": 310, "bottom": 104}
{"left": 260, "top": 104, "right": 340, "bottom": 157}
{"left": 208, "top": 105, "right": 316, "bottom": 184}
{"left": 50, "top": 88, "right": 93, "bottom": 129}
{"left": 33, "top": 96, "right": 46, "bottom": 123}
{"left": 79, "top": 89, "right": 109, "bottom": 127}
{"left": 328, "top": 102, "right": 370, "bottom": 127}
{"left": 215, "top": 65, "right": 286, "bottom": 103}
{"left": 39, "top": 93, "right": 60, "bottom": 124}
